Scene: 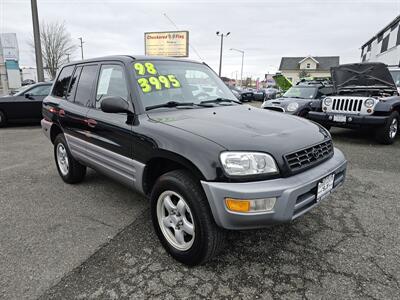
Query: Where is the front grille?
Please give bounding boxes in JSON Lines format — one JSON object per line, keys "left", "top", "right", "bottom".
{"left": 284, "top": 140, "right": 333, "bottom": 174}
{"left": 332, "top": 98, "right": 364, "bottom": 113}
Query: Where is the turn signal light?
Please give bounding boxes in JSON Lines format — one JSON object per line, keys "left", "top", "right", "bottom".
{"left": 225, "top": 197, "right": 276, "bottom": 213}
{"left": 225, "top": 199, "right": 250, "bottom": 212}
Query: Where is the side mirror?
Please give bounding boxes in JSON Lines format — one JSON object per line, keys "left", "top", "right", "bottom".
{"left": 25, "top": 93, "right": 33, "bottom": 99}
{"left": 100, "top": 96, "right": 132, "bottom": 114}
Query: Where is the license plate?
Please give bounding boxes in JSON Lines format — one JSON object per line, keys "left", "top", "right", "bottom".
{"left": 317, "top": 174, "right": 335, "bottom": 201}
{"left": 333, "top": 115, "right": 346, "bottom": 122}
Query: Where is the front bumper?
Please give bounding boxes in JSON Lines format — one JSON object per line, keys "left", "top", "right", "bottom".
{"left": 308, "top": 111, "right": 389, "bottom": 126}
{"left": 201, "top": 148, "right": 347, "bottom": 230}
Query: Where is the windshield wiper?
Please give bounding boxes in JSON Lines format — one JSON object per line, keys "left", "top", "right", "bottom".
{"left": 146, "top": 101, "right": 196, "bottom": 111}
{"left": 199, "top": 98, "right": 241, "bottom": 105}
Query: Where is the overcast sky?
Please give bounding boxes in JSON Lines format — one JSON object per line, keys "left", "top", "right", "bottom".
{"left": 1, "top": 0, "right": 399, "bottom": 79}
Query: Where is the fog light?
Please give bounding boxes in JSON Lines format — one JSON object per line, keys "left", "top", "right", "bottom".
{"left": 367, "top": 109, "right": 372, "bottom": 113}
{"left": 329, "top": 115, "right": 333, "bottom": 120}
{"left": 225, "top": 197, "right": 276, "bottom": 213}
{"left": 348, "top": 117, "right": 352, "bottom": 122}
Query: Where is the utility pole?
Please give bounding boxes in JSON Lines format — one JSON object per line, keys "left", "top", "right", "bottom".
{"left": 230, "top": 48, "right": 245, "bottom": 87}
{"left": 216, "top": 31, "right": 230, "bottom": 77}
{"left": 30, "top": 0, "right": 44, "bottom": 82}
{"left": 78, "top": 37, "right": 84, "bottom": 60}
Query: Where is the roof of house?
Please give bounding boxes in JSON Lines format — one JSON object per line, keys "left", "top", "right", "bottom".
{"left": 279, "top": 56, "right": 340, "bottom": 71}
{"left": 361, "top": 14, "right": 400, "bottom": 49}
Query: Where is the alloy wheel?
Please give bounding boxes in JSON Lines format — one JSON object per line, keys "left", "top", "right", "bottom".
{"left": 56, "top": 143, "right": 69, "bottom": 176}
{"left": 389, "top": 118, "right": 398, "bottom": 139}
{"left": 156, "top": 190, "right": 195, "bottom": 251}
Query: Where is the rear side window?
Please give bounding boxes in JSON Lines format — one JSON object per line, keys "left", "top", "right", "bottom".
{"left": 95, "top": 64, "right": 128, "bottom": 109}
{"left": 52, "top": 66, "right": 74, "bottom": 98}
{"left": 74, "top": 65, "right": 98, "bottom": 106}
{"left": 66, "top": 67, "right": 82, "bottom": 101}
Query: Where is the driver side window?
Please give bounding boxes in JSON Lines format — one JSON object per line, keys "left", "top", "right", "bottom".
{"left": 95, "top": 64, "right": 128, "bottom": 109}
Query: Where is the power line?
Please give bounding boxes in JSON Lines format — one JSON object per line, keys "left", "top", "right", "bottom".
{"left": 163, "top": 13, "right": 203, "bottom": 61}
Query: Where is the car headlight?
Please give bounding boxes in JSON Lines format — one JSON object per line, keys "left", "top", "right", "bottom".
{"left": 287, "top": 102, "right": 299, "bottom": 112}
{"left": 220, "top": 152, "right": 278, "bottom": 176}
{"left": 364, "top": 98, "right": 375, "bottom": 108}
{"left": 323, "top": 97, "right": 333, "bottom": 106}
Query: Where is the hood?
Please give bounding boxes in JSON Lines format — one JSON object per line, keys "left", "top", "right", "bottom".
{"left": 0, "top": 95, "right": 15, "bottom": 102}
{"left": 331, "top": 63, "right": 397, "bottom": 93}
{"left": 148, "top": 105, "right": 330, "bottom": 169}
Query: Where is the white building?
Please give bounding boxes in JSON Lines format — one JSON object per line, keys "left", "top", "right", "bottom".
{"left": 361, "top": 15, "right": 400, "bottom": 66}
{"left": 278, "top": 56, "right": 340, "bottom": 84}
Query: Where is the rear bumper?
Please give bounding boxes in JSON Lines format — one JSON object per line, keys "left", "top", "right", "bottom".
{"left": 201, "top": 148, "right": 347, "bottom": 230}
{"left": 308, "top": 111, "right": 389, "bottom": 126}
{"left": 41, "top": 119, "right": 52, "bottom": 140}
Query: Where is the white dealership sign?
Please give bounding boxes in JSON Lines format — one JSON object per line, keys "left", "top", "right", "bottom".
{"left": 144, "top": 31, "right": 189, "bottom": 57}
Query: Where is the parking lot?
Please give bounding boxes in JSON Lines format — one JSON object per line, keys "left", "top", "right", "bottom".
{"left": 1, "top": 113, "right": 399, "bottom": 299}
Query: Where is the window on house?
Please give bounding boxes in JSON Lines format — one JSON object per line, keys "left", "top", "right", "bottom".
{"left": 381, "top": 35, "right": 389, "bottom": 53}
{"left": 306, "top": 63, "right": 310, "bottom": 69}
{"left": 397, "top": 25, "right": 400, "bottom": 46}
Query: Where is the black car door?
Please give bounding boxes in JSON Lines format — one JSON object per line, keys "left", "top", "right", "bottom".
{"left": 1, "top": 84, "right": 50, "bottom": 121}
{"left": 85, "top": 62, "right": 141, "bottom": 189}
{"left": 23, "top": 84, "right": 52, "bottom": 119}
{"left": 57, "top": 64, "right": 98, "bottom": 145}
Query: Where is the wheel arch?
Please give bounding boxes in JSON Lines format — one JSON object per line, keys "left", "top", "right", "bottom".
{"left": 50, "top": 123, "right": 63, "bottom": 144}
{"left": 142, "top": 150, "right": 206, "bottom": 196}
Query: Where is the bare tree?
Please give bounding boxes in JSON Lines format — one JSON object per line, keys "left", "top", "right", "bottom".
{"left": 31, "top": 21, "right": 76, "bottom": 79}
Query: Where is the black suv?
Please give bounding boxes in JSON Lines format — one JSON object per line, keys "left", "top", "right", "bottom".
{"left": 41, "top": 56, "right": 347, "bottom": 265}
{"left": 308, "top": 63, "right": 400, "bottom": 144}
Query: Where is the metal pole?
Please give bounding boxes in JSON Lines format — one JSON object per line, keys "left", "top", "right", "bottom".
{"left": 240, "top": 51, "right": 244, "bottom": 87}
{"left": 78, "top": 37, "right": 84, "bottom": 60}
{"left": 218, "top": 34, "right": 223, "bottom": 77}
{"left": 31, "top": 0, "right": 44, "bottom": 82}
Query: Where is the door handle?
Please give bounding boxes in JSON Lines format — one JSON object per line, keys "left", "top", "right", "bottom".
{"left": 86, "top": 119, "right": 97, "bottom": 128}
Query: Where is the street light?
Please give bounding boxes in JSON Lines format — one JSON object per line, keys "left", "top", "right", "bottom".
{"left": 230, "top": 48, "right": 244, "bottom": 87}
{"left": 216, "top": 31, "right": 230, "bottom": 77}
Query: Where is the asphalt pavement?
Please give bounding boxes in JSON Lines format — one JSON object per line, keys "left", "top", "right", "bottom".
{"left": 1, "top": 114, "right": 399, "bottom": 299}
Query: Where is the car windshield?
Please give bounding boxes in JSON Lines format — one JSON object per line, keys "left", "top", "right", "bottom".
{"left": 133, "top": 60, "right": 238, "bottom": 110}
{"left": 390, "top": 70, "right": 400, "bottom": 88}
{"left": 283, "top": 86, "right": 317, "bottom": 99}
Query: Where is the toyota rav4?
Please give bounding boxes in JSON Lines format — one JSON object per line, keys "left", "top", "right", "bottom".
{"left": 41, "top": 56, "right": 347, "bottom": 265}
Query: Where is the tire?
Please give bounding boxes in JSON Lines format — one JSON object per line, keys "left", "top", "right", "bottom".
{"left": 54, "top": 134, "right": 86, "bottom": 183}
{"left": 0, "top": 110, "right": 7, "bottom": 127}
{"left": 321, "top": 123, "right": 331, "bottom": 131}
{"left": 297, "top": 109, "right": 309, "bottom": 118}
{"left": 150, "top": 169, "right": 225, "bottom": 266}
{"left": 375, "top": 111, "right": 399, "bottom": 145}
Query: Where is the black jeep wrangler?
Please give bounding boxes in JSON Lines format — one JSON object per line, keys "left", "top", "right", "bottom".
{"left": 41, "top": 56, "right": 347, "bottom": 265}
{"left": 308, "top": 63, "right": 400, "bottom": 144}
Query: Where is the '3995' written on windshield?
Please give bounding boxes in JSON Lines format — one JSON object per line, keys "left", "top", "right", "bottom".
{"left": 134, "top": 62, "right": 181, "bottom": 93}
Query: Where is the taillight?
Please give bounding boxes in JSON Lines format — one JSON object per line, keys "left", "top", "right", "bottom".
{"left": 48, "top": 107, "right": 58, "bottom": 113}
